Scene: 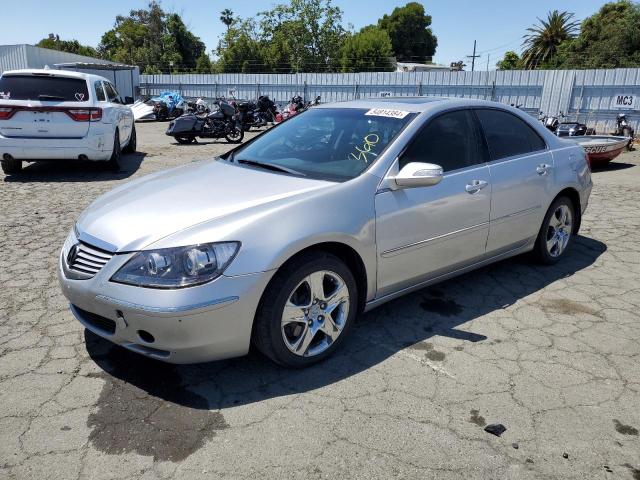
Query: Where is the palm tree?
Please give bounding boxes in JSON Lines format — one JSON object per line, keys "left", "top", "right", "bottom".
{"left": 220, "top": 9, "right": 234, "bottom": 32}
{"left": 522, "top": 10, "right": 579, "bottom": 69}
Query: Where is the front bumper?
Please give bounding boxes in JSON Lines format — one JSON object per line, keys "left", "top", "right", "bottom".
{"left": 58, "top": 250, "right": 274, "bottom": 364}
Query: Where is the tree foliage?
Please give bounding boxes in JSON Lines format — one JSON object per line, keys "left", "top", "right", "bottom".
{"left": 258, "top": 0, "right": 346, "bottom": 72}
{"left": 377, "top": 2, "right": 437, "bottom": 62}
{"left": 521, "top": 10, "right": 579, "bottom": 69}
{"left": 496, "top": 51, "right": 522, "bottom": 70}
{"left": 554, "top": 1, "right": 640, "bottom": 68}
{"left": 214, "top": 20, "right": 265, "bottom": 73}
{"left": 339, "top": 26, "right": 393, "bottom": 72}
{"left": 36, "top": 34, "right": 98, "bottom": 58}
{"left": 97, "top": 1, "right": 205, "bottom": 73}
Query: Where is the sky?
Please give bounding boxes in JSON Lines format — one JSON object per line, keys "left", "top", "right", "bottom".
{"left": 1, "top": 0, "right": 610, "bottom": 69}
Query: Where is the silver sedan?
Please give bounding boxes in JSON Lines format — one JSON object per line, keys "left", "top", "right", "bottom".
{"left": 58, "top": 97, "right": 592, "bottom": 367}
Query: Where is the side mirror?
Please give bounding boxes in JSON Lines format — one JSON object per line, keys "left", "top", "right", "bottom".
{"left": 392, "top": 162, "right": 443, "bottom": 189}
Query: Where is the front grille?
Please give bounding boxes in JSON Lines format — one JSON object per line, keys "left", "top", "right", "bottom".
{"left": 67, "top": 242, "right": 113, "bottom": 278}
{"left": 74, "top": 306, "right": 116, "bottom": 334}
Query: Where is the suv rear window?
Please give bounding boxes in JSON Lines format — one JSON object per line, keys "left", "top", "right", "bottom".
{"left": 0, "top": 75, "right": 89, "bottom": 102}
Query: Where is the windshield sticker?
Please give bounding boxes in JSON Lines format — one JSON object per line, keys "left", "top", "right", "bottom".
{"left": 0, "top": 91, "right": 10, "bottom": 99}
{"left": 75, "top": 93, "right": 85, "bottom": 101}
{"left": 365, "top": 108, "right": 409, "bottom": 119}
{"left": 349, "top": 133, "right": 380, "bottom": 164}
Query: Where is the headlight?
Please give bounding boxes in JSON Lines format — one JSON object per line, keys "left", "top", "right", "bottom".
{"left": 111, "top": 242, "right": 240, "bottom": 289}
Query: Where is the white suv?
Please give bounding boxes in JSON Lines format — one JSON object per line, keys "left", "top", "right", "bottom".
{"left": 0, "top": 69, "right": 136, "bottom": 174}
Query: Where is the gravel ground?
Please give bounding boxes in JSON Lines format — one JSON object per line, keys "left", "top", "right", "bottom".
{"left": 1, "top": 122, "right": 639, "bottom": 480}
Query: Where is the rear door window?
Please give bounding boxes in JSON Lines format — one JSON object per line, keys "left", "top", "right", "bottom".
{"left": 94, "top": 81, "right": 106, "bottom": 102}
{"left": 475, "top": 109, "right": 546, "bottom": 160}
{"left": 0, "top": 75, "right": 89, "bottom": 102}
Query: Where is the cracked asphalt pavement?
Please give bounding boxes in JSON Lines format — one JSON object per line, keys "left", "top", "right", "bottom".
{"left": 1, "top": 122, "right": 639, "bottom": 479}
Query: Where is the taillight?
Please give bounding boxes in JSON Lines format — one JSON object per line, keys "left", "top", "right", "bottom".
{"left": 0, "top": 107, "right": 16, "bottom": 120}
{"left": 66, "top": 108, "right": 102, "bottom": 122}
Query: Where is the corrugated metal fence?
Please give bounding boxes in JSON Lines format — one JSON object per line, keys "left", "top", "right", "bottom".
{"left": 141, "top": 69, "right": 640, "bottom": 134}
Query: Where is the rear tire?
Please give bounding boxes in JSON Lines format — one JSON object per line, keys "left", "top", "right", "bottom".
{"left": 123, "top": 125, "right": 136, "bottom": 153}
{"left": 533, "top": 196, "right": 575, "bottom": 265}
{"left": 106, "top": 130, "right": 122, "bottom": 171}
{"left": 1, "top": 158, "right": 22, "bottom": 174}
{"left": 252, "top": 251, "right": 358, "bottom": 368}
{"left": 175, "top": 135, "right": 195, "bottom": 144}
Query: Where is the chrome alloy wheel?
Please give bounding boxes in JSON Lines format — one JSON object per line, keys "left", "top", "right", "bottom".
{"left": 281, "top": 270, "right": 350, "bottom": 357}
{"left": 546, "top": 204, "right": 573, "bottom": 257}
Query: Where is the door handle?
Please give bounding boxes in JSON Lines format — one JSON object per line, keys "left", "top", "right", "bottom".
{"left": 536, "top": 163, "right": 552, "bottom": 175}
{"left": 465, "top": 180, "right": 488, "bottom": 194}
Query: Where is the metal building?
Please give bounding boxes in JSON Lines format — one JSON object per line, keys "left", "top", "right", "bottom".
{"left": 0, "top": 44, "right": 140, "bottom": 100}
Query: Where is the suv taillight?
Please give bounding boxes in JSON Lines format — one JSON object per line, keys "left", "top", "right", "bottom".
{"left": 0, "top": 107, "right": 16, "bottom": 120}
{"left": 66, "top": 108, "right": 102, "bottom": 122}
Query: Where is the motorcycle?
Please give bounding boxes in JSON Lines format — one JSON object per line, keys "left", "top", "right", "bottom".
{"left": 276, "top": 95, "right": 308, "bottom": 122}
{"left": 555, "top": 121, "right": 595, "bottom": 137}
{"left": 539, "top": 111, "right": 562, "bottom": 133}
{"left": 153, "top": 95, "right": 185, "bottom": 121}
{"left": 613, "top": 113, "right": 635, "bottom": 150}
{"left": 165, "top": 99, "right": 244, "bottom": 144}
{"left": 185, "top": 97, "right": 209, "bottom": 115}
{"left": 257, "top": 95, "right": 279, "bottom": 123}
{"left": 236, "top": 100, "right": 268, "bottom": 132}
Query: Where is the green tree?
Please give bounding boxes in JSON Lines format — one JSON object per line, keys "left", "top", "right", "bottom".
{"left": 340, "top": 26, "right": 393, "bottom": 72}
{"left": 195, "top": 52, "right": 213, "bottom": 73}
{"left": 220, "top": 9, "right": 234, "bottom": 31}
{"left": 98, "top": 1, "right": 204, "bottom": 72}
{"left": 554, "top": 1, "right": 640, "bottom": 68}
{"left": 378, "top": 2, "right": 437, "bottom": 63}
{"left": 259, "top": 0, "right": 345, "bottom": 72}
{"left": 36, "top": 34, "right": 98, "bottom": 58}
{"left": 215, "top": 20, "right": 265, "bottom": 73}
{"left": 521, "top": 10, "right": 579, "bottom": 69}
{"left": 496, "top": 51, "right": 522, "bottom": 70}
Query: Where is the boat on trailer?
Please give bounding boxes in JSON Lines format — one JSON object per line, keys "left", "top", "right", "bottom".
{"left": 570, "top": 135, "right": 629, "bottom": 167}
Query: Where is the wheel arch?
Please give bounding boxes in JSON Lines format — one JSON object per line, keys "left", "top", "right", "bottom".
{"left": 550, "top": 187, "right": 582, "bottom": 235}
{"left": 268, "top": 241, "right": 368, "bottom": 314}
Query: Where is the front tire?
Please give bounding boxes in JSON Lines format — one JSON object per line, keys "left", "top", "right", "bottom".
{"left": 225, "top": 127, "right": 244, "bottom": 143}
{"left": 533, "top": 196, "right": 575, "bottom": 265}
{"left": 252, "top": 251, "right": 358, "bottom": 368}
{"left": 175, "top": 135, "right": 195, "bottom": 144}
{"left": 1, "top": 158, "right": 22, "bottom": 174}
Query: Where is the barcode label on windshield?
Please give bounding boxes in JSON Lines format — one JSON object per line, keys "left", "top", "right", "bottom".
{"left": 365, "top": 108, "right": 409, "bottom": 119}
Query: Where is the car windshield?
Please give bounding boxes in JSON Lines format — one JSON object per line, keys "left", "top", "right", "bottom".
{"left": 0, "top": 75, "right": 89, "bottom": 102}
{"left": 230, "top": 107, "right": 415, "bottom": 181}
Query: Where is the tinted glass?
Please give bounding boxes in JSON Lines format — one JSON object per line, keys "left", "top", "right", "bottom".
{"left": 94, "top": 81, "right": 106, "bottom": 102}
{"left": 476, "top": 109, "right": 546, "bottom": 160}
{"left": 0, "top": 75, "right": 89, "bottom": 102}
{"left": 400, "top": 110, "right": 485, "bottom": 172}
{"left": 231, "top": 108, "right": 414, "bottom": 181}
{"left": 103, "top": 82, "right": 120, "bottom": 102}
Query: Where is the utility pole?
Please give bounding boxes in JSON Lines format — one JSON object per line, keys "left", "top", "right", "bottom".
{"left": 486, "top": 54, "right": 490, "bottom": 72}
{"left": 467, "top": 40, "right": 480, "bottom": 72}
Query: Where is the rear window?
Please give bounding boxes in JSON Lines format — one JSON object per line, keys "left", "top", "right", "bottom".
{"left": 0, "top": 75, "right": 89, "bottom": 102}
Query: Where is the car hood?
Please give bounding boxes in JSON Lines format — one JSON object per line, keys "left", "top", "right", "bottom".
{"left": 76, "top": 160, "right": 334, "bottom": 252}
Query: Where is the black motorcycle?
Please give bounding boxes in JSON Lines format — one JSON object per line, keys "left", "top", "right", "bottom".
{"left": 614, "top": 113, "right": 635, "bottom": 150}
{"left": 257, "top": 95, "right": 278, "bottom": 123}
{"left": 153, "top": 99, "right": 184, "bottom": 122}
{"left": 165, "top": 100, "right": 243, "bottom": 144}
{"left": 237, "top": 100, "right": 267, "bottom": 132}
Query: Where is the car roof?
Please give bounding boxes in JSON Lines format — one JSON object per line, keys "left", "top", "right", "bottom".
{"left": 1, "top": 68, "right": 109, "bottom": 83}
{"left": 317, "top": 96, "right": 506, "bottom": 113}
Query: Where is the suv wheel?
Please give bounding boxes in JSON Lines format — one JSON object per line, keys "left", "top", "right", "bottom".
{"left": 533, "top": 196, "right": 575, "bottom": 265}
{"left": 1, "top": 158, "right": 22, "bottom": 174}
{"left": 106, "top": 130, "right": 122, "bottom": 171}
{"left": 123, "top": 125, "right": 137, "bottom": 153}
{"left": 252, "top": 251, "right": 358, "bottom": 368}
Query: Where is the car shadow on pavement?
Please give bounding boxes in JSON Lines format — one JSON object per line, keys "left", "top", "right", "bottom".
{"left": 591, "top": 161, "right": 635, "bottom": 172}
{"left": 2, "top": 152, "right": 147, "bottom": 182}
{"left": 84, "top": 234, "right": 607, "bottom": 414}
